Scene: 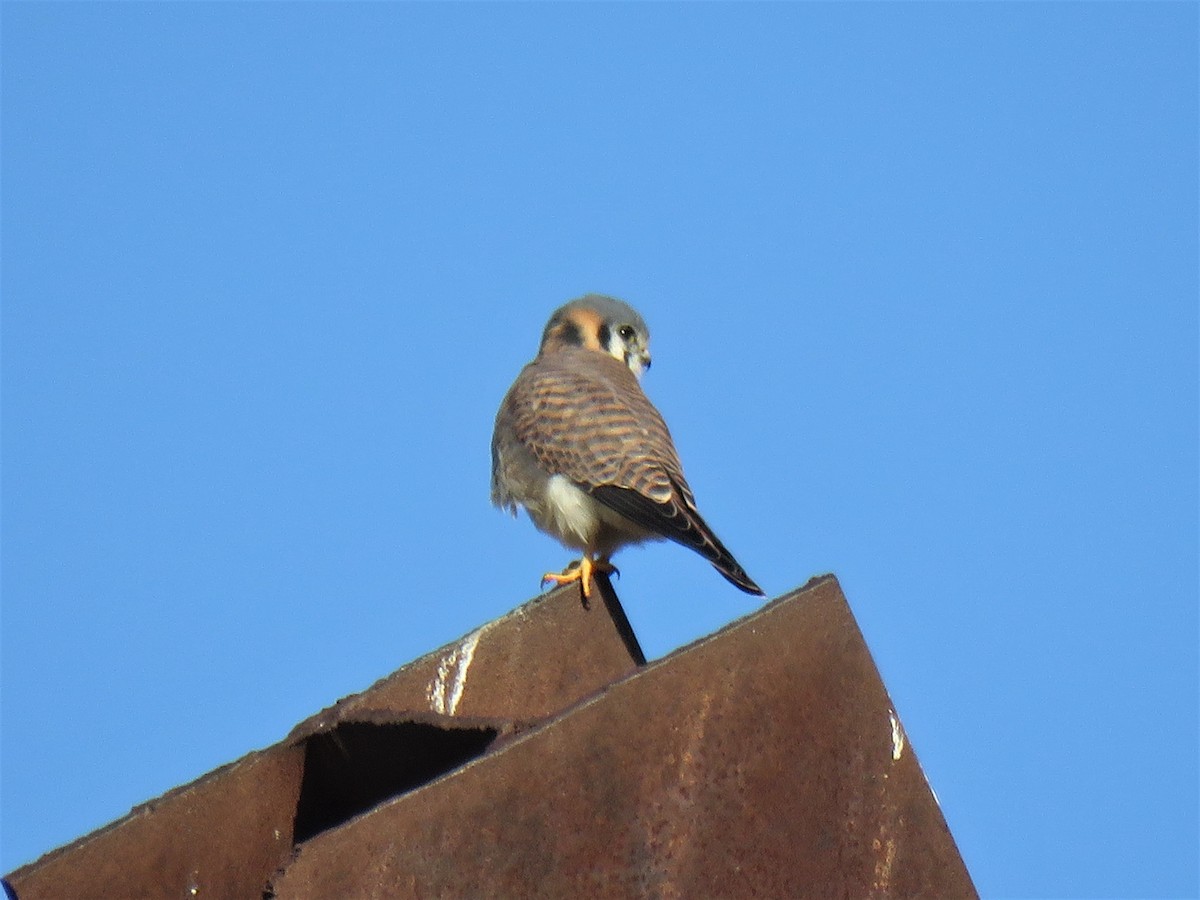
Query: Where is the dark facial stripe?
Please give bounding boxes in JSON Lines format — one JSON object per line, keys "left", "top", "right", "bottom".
{"left": 557, "top": 320, "right": 583, "bottom": 346}
{"left": 597, "top": 322, "right": 612, "bottom": 352}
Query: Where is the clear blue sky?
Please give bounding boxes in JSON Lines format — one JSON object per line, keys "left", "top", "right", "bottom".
{"left": 3, "top": 4, "right": 1196, "bottom": 896}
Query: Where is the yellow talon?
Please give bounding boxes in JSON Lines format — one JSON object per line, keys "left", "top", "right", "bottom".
{"left": 540, "top": 556, "right": 615, "bottom": 600}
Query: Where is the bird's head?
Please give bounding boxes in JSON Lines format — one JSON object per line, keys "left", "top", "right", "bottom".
{"left": 538, "top": 294, "right": 652, "bottom": 378}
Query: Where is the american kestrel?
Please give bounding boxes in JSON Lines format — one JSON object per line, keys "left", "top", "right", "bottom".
{"left": 491, "top": 294, "right": 764, "bottom": 600}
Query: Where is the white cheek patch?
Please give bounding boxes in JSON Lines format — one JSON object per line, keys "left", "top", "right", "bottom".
{"left": 610, "top": 335, "right": 648, "bottom": 379}
{"left": 544, "top": 475, "right": 598, "bottom": 545}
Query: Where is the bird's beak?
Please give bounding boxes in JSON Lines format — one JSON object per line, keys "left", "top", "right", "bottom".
{"left": 628, "top": 348, "right": 651, "bottom": 378}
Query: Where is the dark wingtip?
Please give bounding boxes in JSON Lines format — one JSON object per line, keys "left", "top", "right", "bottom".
{"left": 714, "top": 563, "right": 766, "bottom": 596}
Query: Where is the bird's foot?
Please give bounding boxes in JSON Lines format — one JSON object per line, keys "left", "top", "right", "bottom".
{"left": 541, "top": 556, "right": 618, "bottom": 605}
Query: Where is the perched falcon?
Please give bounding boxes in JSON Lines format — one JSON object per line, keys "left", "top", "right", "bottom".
{"left": 491, "top": 294, "right": 764, "bottom": 600}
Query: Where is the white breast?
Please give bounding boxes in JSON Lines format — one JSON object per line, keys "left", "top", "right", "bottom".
{"left": 539, "top": 475, "right": 601, "bottom": 548}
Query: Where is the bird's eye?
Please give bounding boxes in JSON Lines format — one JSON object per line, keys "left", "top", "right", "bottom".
{"left": 618, "top": 325, "right": 636, "bottom": 341}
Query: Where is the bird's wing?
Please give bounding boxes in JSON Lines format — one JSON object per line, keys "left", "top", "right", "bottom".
{"left": 589, "top": 480, "right": 763, "bottom": 595}
{"left": 501, "top": 348, "right": 681, "bottom": 500}
{"left": 501, "top": 349, "right": 763, "bottom": 595}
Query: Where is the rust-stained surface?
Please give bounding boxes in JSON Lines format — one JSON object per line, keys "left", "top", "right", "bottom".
{"left": 3, "top": 746, "right": 304, "bottom": 900}
{"left": 291, "top": 573, "right": 641, "bottom": 735}
{"left": 6, "top": 575, "right": 976, "bottom": 900}
{"left": 272, "top": 578, "right": 974, "bottom": 900}
{"left": 270, "top": 576, "right": 976, "bottom": 899}
{"left": 4, "top": 582, "right": 641, "bottom": 900}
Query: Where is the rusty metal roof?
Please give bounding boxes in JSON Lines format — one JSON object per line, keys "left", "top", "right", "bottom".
{"left": 4, "top": 575, "right": 975, "bottom": 899}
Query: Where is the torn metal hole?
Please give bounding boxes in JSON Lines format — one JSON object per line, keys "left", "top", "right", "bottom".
{"left": 292, "top": 721, "right": 498, "bottom": 844}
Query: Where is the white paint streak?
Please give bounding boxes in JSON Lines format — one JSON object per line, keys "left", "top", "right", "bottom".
{"left": 447, "top": 629, "right": 481, "bottom": 715}
{"left": 872, "top": 835, "right": 898, "bottom": 896}
{"left": 889, "top": 709, "right": 905, "bottom": 761}
{"left": 427, "top": 628, "right": 483, "bottom": 716}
